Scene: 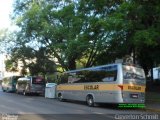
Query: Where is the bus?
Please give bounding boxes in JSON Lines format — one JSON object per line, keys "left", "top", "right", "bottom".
{"left": 16, "top": 76, "right": 45, "bottom": 95}
{"left": 2, "top": 76, "right": 23, "bottom": 92}
{"left": 56, "top": 63, "right": 146, "bottom": 106}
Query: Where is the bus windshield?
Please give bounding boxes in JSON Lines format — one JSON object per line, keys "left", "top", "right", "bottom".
{"left": 12, "top": 76, "right": 23, "bottom": 82}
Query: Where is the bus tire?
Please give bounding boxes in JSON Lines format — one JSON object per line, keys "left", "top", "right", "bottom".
{"left": 2, "top": 87, "right": 5, "bottom": 92}
{"left": 58, "top": 93, "right": 64, "bottom": 102}
{"left": 16, "top": 90, "right": 19, "bottom": 94}
{"left": 86, "top": 95, "right": 94, "bottom": 107}
{"left": 6, "top": 88, "right": 9, "bottom": 93}
{"left": 23, "top": 90, "right": 27, "bottom": 96}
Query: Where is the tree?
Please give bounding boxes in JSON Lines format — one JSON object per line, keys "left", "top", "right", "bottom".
{"left": 12, "top": 0, "right": 81, "bottom": 70}
{"left": 103, "top": 0, "right": 160, "bottom": 76}
{"left": 5, "top": 59, "right": 18, "bottom": 72}
{"left": 28, "top": 47, "right": 56, "bottom": 77}
{"left": 9, "top": 44, "right": 56, "bottom": 76}
{"left": 12, "top": 0, "right": 123, "bottom": 70}
{"left": 10, "top": 0, "right": 160, "bottom": 76}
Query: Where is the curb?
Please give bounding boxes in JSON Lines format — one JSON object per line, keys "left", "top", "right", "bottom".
{"left": 145, "top": 108, "right": 160, "bottom": 113}
{"left": 146, "top": 100, "right": 160, "bottom": 103}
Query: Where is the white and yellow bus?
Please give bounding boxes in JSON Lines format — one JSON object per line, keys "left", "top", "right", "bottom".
{"left": 56, "top": 63, "right": 146, "bottom": 106}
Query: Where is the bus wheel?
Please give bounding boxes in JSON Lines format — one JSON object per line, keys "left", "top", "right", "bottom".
{"left": 86, "top": 95, "right": 94, "bottom": 107}
{"left": 2, "top": 88, "right": 5, "bottom": 92}
{"left": 58, "top": 93, "right": 63, "bottom": 102}
{"left": 6, "top": 88, "right": 9, "bottom": 93}
{"left": 16, "top": 90, "right": 19, "bottom": 94}
{"left": 23, "top": 91, "right": 27, "bottom": 96}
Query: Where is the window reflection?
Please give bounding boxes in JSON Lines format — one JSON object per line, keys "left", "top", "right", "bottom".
{"left": 59, "top": 65, "right": 118, "bottom": 83}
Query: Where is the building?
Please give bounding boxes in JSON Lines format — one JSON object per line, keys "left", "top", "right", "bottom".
{"left": 0, "top": 54, "right": 21, "bottom": 80}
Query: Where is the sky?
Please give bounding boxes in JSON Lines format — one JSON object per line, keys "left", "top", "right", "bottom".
{"left": 0, "top": 1, "right": 14, "bottom": 72}
{"left": 0, "top": 0, "right": 14, "bottom": 30}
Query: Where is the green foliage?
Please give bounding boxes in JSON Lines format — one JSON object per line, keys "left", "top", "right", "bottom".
{"left": 1, "top": 0, "right": 160, "bottom": 79}
{"left": 96, "top": 0, "right": 160, "bottom": 75}
{"left": 134, "top": 28, "right": 159, "bottom": 46}
{"left": 11, "top": 0, "right": 121, "bottom": 70}
{"left": 5, "top": 59, "right": 18, "bottom": 72}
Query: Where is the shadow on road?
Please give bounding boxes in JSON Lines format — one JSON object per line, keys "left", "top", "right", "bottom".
{"left": 60, "top": 100, "right": 145, "bottom": 111}
{"left": 18, "top": 114, "right": 114, "bottom": 120}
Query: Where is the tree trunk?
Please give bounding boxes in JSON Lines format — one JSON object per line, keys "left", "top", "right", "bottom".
{"left": 151, "top": 63, "right": 154, "bottom": 83}
{"left": 133, "top": 47, "right": 136, "bottom": 64}
{"left": 68, "top": 58, "right": 76, "bottom": 70}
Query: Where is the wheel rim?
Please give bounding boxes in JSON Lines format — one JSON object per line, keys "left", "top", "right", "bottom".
{"left": 89, "top": 99, "right": 93, "bottom": 105}
{"left": 7, "top": 88, "right": 9, "bottom": 92}
{"left": 87, "top": 96, "right": 94, "bottom": 106}
{"left": 23, "top": 91, "right": 26, "bottom": 95}
{"left": 16, "top": 90, "right": 19, "bottom": 94}
{"left": 58, "top": 94, "right": 62, "bottom": 101}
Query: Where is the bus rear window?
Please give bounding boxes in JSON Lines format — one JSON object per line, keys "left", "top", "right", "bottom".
{"left": 123, "top": 65, "right": 145, "bottom": 80}
{"left": 32, "top": 77, "right": 45, "bottom": 84}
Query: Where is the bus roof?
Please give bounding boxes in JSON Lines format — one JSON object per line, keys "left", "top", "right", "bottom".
{"left": 64, "top": 63, "right": 142, "bottom": 73}
{"left": 65, "top": 63, "right": 121, "bottom": 73}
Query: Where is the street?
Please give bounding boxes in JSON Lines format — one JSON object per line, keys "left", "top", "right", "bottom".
{"left": 0, "top": 86, "right": 158, "bottom": 120}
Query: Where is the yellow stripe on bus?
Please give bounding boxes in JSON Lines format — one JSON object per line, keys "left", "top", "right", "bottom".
{"left": 57, "top": 84, "right": 120, "bottom": 91}
{"left": 57, "top": 84, "right": 145, "bottom": 92}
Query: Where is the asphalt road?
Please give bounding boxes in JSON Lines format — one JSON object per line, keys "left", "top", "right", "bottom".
{"left": 0, "top": 86, "right": 157, "bottom": 120}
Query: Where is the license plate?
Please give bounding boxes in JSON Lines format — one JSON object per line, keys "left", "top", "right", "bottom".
{"left": 130, "top": 94, "right": 138, "bottom": 99}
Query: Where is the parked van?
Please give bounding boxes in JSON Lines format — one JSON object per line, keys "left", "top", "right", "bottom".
{"left": 2, "top": 76, "right": 23, "bottom": 92}
{"left": 16, "top": 76, "right": 45, "bottom": 95}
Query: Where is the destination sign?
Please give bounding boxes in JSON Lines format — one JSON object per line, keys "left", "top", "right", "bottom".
{"left": 128, "top": 86, "right": 141, "bottom": 90}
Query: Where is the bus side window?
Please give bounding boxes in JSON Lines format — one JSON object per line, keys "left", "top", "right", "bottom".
{"left": 102, "top": 70, "right": 117, "bottom": 82}
{"left": 102, "top": 77, "right": 115, "bottom": 82}
{"left": 59, "top": 74, "right": 68, "bottom": 84}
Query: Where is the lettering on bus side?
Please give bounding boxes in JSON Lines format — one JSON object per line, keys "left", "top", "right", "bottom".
{"left": 128, "top": 86, "right": 141, "bottom": 90}
{"left": 84, "top": 85, "right": 99, "bottom": 90}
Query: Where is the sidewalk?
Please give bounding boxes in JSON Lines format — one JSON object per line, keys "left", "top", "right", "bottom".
{"left": 146, "top": 102, "right": 160, "bottom": 112}
{"left": 145, "top": 92, "right": 160, "bottom": 112}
